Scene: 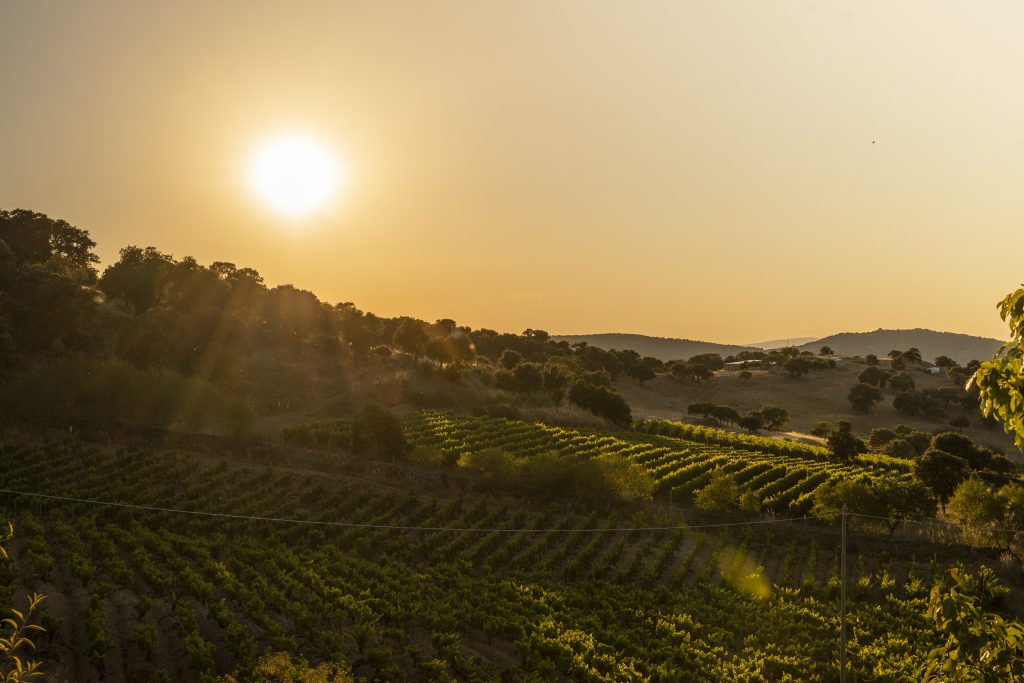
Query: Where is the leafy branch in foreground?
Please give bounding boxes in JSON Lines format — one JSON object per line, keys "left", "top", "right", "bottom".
{"left": 1, "top": 523, "right": 46, "bottom": 682}
{"left": 973, "top": 286, "right": 1024, "bottom": 450}
{"left": 917, "top": 567, "right": 1024, "bottom": 682}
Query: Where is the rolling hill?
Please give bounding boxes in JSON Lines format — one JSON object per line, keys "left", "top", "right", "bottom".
{"left": 555, "top": 329, "right": 1004, "bottom": 366}
{"left": 746, "top": 336, "right": 817, "bottom": 349}
{"left": 796, "top": 328, "right": 1004, "bottom": 365}
{"left": 551, "top": 333, "right": 756, "bottom": 361}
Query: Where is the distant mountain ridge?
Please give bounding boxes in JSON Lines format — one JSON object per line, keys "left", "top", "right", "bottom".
{"left": 554, "top": 329, "right": 1004, "bottom": 365}
{"left": 552, "top": 334, "right": 756, "bottom": 361}
{"left": 796, "top": 328, "right": 1004, "bottom": 365}
{"left": 746, "top": 337, "right": 817, "bottom": 350}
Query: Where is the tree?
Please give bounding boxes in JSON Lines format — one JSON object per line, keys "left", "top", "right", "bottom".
{"left": 858, "top": 366, "right": 888, "bottom": 388}
{"left": 914, "top": 448, "right": 970, "bottom": 506}
{"left": 738, "top": 413, "right": 763, "bottom": 433}
{"left": 865, "top": 354, "right": 879, "bottom": 366}
{"left": 819, "top": 345, "right": 833, "bottom": 356}
{"left": 687, "top": 402, "right": 717, "bottom": 419}
{"left": 810, "top": 421, "right": 832, "bottom": 437}
{"left": 888, "top": 371, "right": 915, "bottom": 393}
{"left": 783, "top": 357, "right": 811, "bottom": 378}
{"left": 903, "top": 347, "right": 923, "bottom": 364}
{"left": 694, "top": 470, "right": 738, "bottom": 512}
{"left": 934, "top": 355, "right": 957, "bottom": 369}
{"left": 351, "top": 406, "right": 409, "bottom": 460}
{"left": 2, "top": 264, "right": 97, "bottom": 353}
{"left": 687, "top": 353, "right": 725, "bottom": 372}
{"left": 0, "top": 209, "right": 99, "bottom": 281}
{"left": 710, "top": 405, "right": 740, "bottom": 426}
{"left": 521, "top": 328, "right": 550, "bottom": 342}
{"left": 498, "top": 348, "right": 523, "bottom": 370}
{"left": 542, "top": 362, "right": 571, "bottom": 404}
{"left": 847, "top": 383, "right": 883, "bottom": 413}
{"left": 99, "top": 245, "right": 175, "bottom": 312}
{"left": 883, "top": 438, "right": 917, "bottom": 459}
{"left": 931, "top": 432, "right": 992, "bottom": 470}
{"left": 391, "top": 319, "right": 430, "bottom": 358}
{"left": 512, "top": 362, "right": 544, "bottom": 393}
{"left": 673, "top": 360, "right": 714, "bottom": 382}
{"left": 626, "top": 363, "right": 656, "bottom": 385}
{"left": 755, "top": 405, "right": 789, "bottom": 430}
{"left": 974, "top": 286, "right": 1024, "bottom": 450}
{"left": 812, "top": 478, "right": 876, "bottom": 520}
{"left": 894, "top": 391, "right": 946, "bottom": 419}
{"left": 812, "top": 477, "right": 935, "bottom": 529}
{"left": 567, "top": 381, "right": 632, "bottom": 428}
{"left": 826, "top": 421, "right": 862, "bottom": 462}
{"left": 947, "top": 479, "right": 1002, "bottom": 530}
{"left": 868, "top": 428, "right": 897, "bottom": 450}
{"left": 738, "top": 370, "right": 753, "bottom": 381}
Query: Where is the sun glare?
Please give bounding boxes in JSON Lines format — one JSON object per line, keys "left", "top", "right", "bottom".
{"left": 247, "top": 134, "right": 342, "bottom": 217}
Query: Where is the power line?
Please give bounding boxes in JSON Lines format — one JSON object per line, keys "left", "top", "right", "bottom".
{"left": 0, "top": 488, "right": 813, "bottom": 534}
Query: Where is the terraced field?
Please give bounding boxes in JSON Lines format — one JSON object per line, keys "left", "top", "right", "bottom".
{"left": 405, "top": 412, "right": 914, "bottom": 516}
{"left": 0, "top": 429, "right": 990, "bottom": 682}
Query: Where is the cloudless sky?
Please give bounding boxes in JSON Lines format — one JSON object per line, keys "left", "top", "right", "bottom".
{"left": 2, "top": 1, "right": 1021, "bottom": 344}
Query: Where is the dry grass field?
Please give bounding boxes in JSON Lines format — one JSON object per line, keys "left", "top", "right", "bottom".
{"left": 615, "top": 358, "right": 1019, "bottom": 457}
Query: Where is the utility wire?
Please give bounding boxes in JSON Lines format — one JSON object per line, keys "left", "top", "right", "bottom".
{"left": 0, "top": 488, "right": 813, "bottom": 534}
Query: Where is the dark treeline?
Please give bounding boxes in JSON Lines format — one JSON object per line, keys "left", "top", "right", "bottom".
{"left": 0, "top": 209, "right": 732, "bottom": 432}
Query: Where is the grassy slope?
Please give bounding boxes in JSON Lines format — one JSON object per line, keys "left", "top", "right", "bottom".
{"left": 615, "top": 359, "right": 1020, "bottom": 457}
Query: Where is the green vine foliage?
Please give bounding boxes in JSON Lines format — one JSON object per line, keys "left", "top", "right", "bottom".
{"left": 973, "top": 287, "right": 1024, "bottom": 450}
{"left": 0, "top": 523, "right": 46, "bottom": 683}
{"left": 918, "top": 567, "right": 1024, "bottom": 682}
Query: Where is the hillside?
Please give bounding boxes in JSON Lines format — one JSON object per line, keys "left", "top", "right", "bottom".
{"left": 745, "top": 336, "right": 817, "bottom": 349}
{"left": 552, "top": 333, "right": 755, "bottom": 361}
{"left": 2, "top": 414, "right": 1017, "bottom": 681}
{"left": 614, "top": 359, "right": 1020, "bottom": 457}
{"left": 796, "top": 328, "right": 1003, "bottom": 365}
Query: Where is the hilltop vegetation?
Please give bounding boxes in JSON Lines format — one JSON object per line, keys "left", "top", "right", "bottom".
{"left": 0, "top": 210, "right": 662, "bottom": 434}
{"left": 794, "top": 329, "right": 1003, "bottom": 366}
{"left": 552, "top": 334, "right": 756, "bottom": 362}
{"left": 559, "top": 330, "right": 1005, "bottom": 368}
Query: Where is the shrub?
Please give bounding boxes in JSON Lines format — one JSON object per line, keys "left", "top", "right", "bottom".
{"left": 351, "top": 405, "right": 409, "bottom": 460}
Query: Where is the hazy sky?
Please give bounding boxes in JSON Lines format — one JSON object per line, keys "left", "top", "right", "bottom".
{"left": 3, "top": 1, "right": 1022, "bottom": 344}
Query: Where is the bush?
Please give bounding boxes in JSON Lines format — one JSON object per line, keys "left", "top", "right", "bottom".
{"left": 567, "top": 381, "right": 632, "bottom": 428}
{"left": 695, "top": 471, "right": 738, "bottom": 512}
{"left": 351, "top": 406, "right": 409, "bottom": 460}
{"left": 947, "top": 479, "right": 1001, "bottom": 529}
{"left": 868, "top": 428, "right": 898, "bottom": 450}
{"left": 915, "top": 448, "right": 970, "bottom": 504}
{"left": 458, "top": 449, "right": 654, "bottom": 505}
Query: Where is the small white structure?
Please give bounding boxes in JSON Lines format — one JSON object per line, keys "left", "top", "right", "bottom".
{"left": 724, "top": 360, "right": 768, "bottom": 371}
{"left": 925, "top": 366, "right": 943, "bottom": 375}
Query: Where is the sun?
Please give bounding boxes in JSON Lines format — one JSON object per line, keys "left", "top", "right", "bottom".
{"left": 247, "top": 133, "right": 343, "bottom": 217}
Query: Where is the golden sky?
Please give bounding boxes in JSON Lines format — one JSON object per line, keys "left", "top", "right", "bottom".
{"left": 2, "top": 1, "right": 1022, "bottom": 344}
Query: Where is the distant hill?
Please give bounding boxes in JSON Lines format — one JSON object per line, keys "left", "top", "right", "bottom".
{"left": 746, "top": 336, "right": 817, "bottom": 350}
{"left": 796, "top": 328, "right": 1004, "bottom": 365}
{"left": 552, "top": 333, "right": 756, "bottom": 361}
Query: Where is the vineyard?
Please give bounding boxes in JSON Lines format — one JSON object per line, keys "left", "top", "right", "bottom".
{"left": 0, "top": 416, "right": 1018, "bottom": 681}
{"left": 404, "top": 412, "right": 915, "bottom": 516}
